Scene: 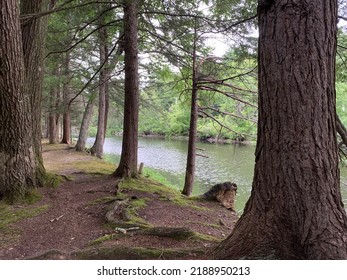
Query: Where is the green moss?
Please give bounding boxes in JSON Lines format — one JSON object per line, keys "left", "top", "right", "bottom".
{"left": 43, "top": 172, "right": 63, "bottom": 188}
{"left": 102, "top": 196, "right": 150, "bottom": 228}
{"left": 139, "top": 226, "right": 222, "bottom": 242}
{"left": 193, "top": 232, "right": 223, "bottom": 242}
{"left": 42, "top": 143, "right": 70, "bottom": 151}
{"left": 0, "top": 202, "right": 50, "bottom": 248}
{"left": 119, "top": 178, "right": 204, "bottom": 210}
{"left": 122, "top": 198, "right": 149, "bottom": 226}
{"left": 120, "top": 177, "right": 178, "bottom": 196}
{"left": 21, "top": 189, "right": 43, "bottom": 205}
{"left": 193, "top": 221, "right": 223, "bottom": 229}
{"left": 75, "top": 246, "right": 206, "bottom": 260}
{"left": 87, "top": 196, "right": 117, "bottom": 206}
{"left": 89, "top": 233, "right": 121, "bottom": 245}
{"left": 140, "top": 227, "right": 196, "bottom": 240}
{"left": 0, "top": 203, "right": 49, "bottom": 229}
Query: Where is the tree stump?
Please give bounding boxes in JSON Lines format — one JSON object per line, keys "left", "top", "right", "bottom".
{"left": 202, "top": 182, "right": 237, "bottom": 210}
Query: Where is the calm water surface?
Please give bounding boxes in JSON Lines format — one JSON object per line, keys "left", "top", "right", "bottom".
{"left": 88, "top": 136, "right": 347, "bottom": 213}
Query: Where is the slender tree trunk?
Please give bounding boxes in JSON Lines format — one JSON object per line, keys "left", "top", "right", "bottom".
{"left": 48, "top": 111, "right": 58, "bottom": 144}
{"left": 76, "top": 92, "right": 97, "bottom": 152}
{"left": 60, "top": 52, "right": 71, "bottom": 144}
{"left": 90, "top": 19, "right": 108, "bottom": 158}
{"left": 336, "top": 113, "right": 347, "bottom": 147}
{"left": 182, "top": 23, "right": 198, "bottom": 196}
{"left": 104, "top": 89, "right": 110, "bottom": 138}
{"left": 48, "top": 68, "right": 60, "bottom": 144}
{"left": 61, "top": 112, "right": 71, "bottom": 144}
{"left": 48, "top": 86, "right": 59, "bottom": 144}
{"left": 0, "top": 0, "right": 36, "bottom": 200}
{"left": 214, "top": 0, "right": 347, "bottom": 259}
{"left": 114, "top": 0, "right": 139, "bottom": 178}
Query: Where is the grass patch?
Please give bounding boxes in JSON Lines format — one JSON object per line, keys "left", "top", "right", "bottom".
{"left": 119, "top": 177, "right": 206, "bottom": 211}
{"left": 142, "top": 167, "right": 179, "bottom": 190}
{"left": 72, "top": 160, "right": 115, "bottom": 175}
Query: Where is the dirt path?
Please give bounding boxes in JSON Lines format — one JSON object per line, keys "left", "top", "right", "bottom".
{"left": 0, "top": 144, "right": 238, "bottom": 260}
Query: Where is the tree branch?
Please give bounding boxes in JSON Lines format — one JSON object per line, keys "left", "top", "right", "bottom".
{"left": 20, "top": 1, "right": 122, "bottom": 23}
{"left": 68, "top": 36, "right": 123, "bottom": 107}
{"left": 198, "top": 110, "right": 242, "bottom": 135}
{"left": 199, "top": 85, "right": 258, "bottom": 108}
{"left": 199, "top": 106, "right": 257, "bottom": 123}
{"left": 46, "top": 19, "right": 123, "bottom": 57}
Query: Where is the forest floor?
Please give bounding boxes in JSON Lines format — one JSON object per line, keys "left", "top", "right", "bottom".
{"left": 0, "top": 143, "right": 238, "bottom": 260}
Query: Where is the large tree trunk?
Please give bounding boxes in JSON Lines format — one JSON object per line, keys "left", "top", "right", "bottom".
{"left": 0, "top": 0, "right": 36, "bottom": 200}
{"left": 75, "top": 92, "right": 97, "bottom": 152}
{"left": 113, "top": 1, "right": 139, "bottom": 178}
{"left": 214, "top": 0, "right": 347, "bottom": 259}
{"left": 21, "top": 0, "right": 49, "bottom": 185}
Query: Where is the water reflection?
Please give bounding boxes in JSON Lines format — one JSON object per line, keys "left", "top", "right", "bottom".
{"left": 88, "top": 136, "right": 347, "bottom": 213}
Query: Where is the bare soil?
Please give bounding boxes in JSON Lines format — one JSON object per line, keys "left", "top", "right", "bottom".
{"left": 0, "top": 144, "right": 238, "bottom": 260}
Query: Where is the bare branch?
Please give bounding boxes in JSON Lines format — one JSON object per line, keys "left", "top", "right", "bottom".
{"left": 199, "top": 110, "right": 243, "bottom": 135}
{"left": 199, "top": 106, "right": 257, "bottom": 123}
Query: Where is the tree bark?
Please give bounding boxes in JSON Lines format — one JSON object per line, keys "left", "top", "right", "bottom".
{"left": 21, "top": 0, "right": 49, "bottom": 185}
{"left": 75, "top": 92, "right": 97, "bottom": 152}
{"left": 61, "top": 112, "right": 71, "bottom": 144}
{"left": 90, "top": 15, "right": 109, "bottom": 158}
{"left": 113, "top": 0, "right": 139, "bottom": 178}
{"left": 182, "top": 22, "right": 199, "bottom": 196}
{"left": 214, "top": 0, "right": 347, "bottom": 259}
{"left": 48, "top": 85, "right": 59, "bottom": 144}
{"left": 0, "top": 0, "right": 36, "bottom": 200}
{"left": 60, "top": 52, "right": 71, "bottom": 144}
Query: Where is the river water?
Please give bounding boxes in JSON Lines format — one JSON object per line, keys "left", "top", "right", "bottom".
{"left": 88, "top": 136, "right": 347, "bottom": 213}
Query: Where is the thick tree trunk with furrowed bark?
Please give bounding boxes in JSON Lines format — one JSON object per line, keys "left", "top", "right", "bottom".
{"left": 214, "top": 0, "right": 347, "bottom": 259}
{"left": 0, "top": 0, "right": 36, "bottom": 200}
{"left": 113, "top": 0, "right": 139, "bottom": 178}
{"left": 21, "top": 0, "right": 50, "bottom": 186}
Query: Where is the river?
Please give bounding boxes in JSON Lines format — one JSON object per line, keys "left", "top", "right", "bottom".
{"left": 87, "top": 136, "right": 347, "bottom": 213}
